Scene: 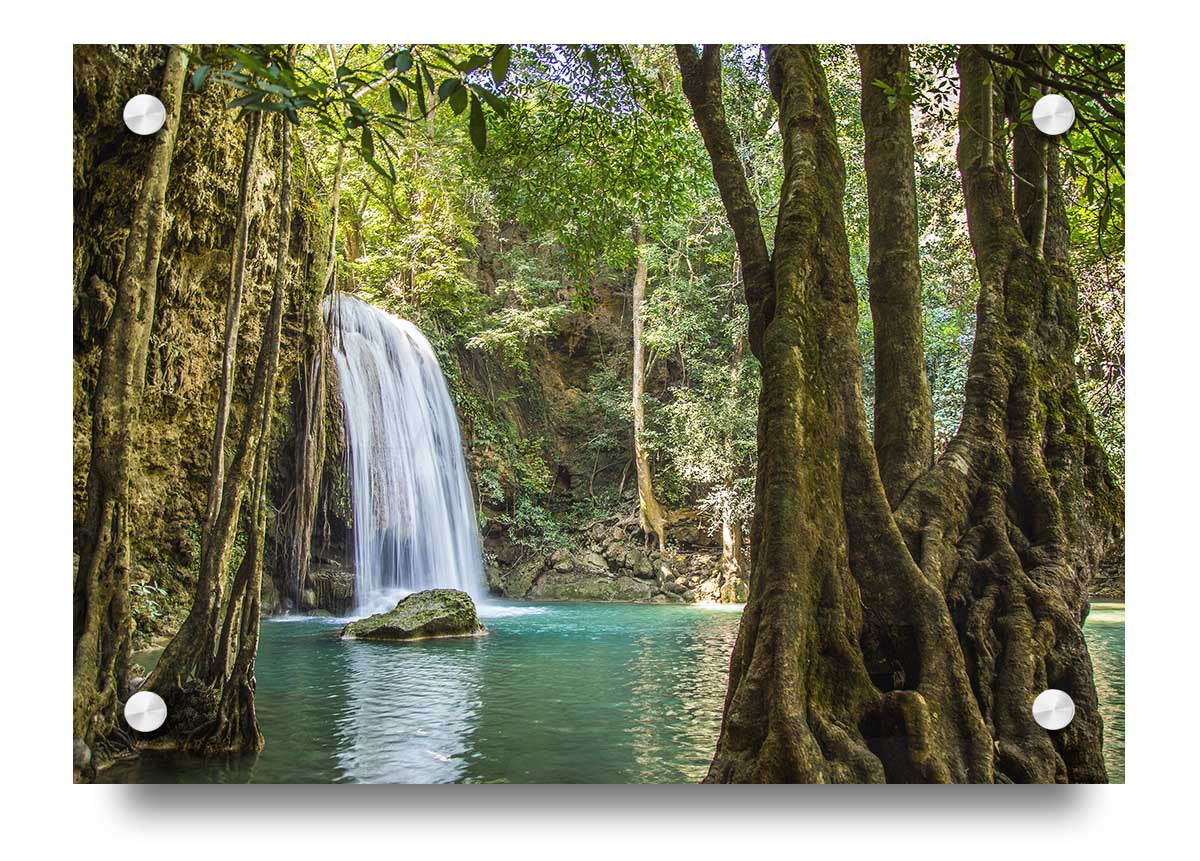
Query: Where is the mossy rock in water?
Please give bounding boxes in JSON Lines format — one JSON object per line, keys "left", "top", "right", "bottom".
{"left": 341, "top": 589, "right": 487, "bottom": 642}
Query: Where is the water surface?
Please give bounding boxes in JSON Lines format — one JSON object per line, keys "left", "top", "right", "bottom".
{"left": 111, "top": 601, "right": 1124, "bottom": 783}
{"left": 115, "top": 602, "right": 742, "bottom": 783}
{"left": 1084, "top": 602, "right": 1125, "bottom": 783}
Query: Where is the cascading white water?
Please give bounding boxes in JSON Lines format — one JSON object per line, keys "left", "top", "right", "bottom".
{"left": 327, "top": 294, "right": 484, "bottom": 614}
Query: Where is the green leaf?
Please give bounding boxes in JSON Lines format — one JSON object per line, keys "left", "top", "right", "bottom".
{"left": 449, "top": 84, "right": 468, "bottom": 115}
{"left": 387, "top": 49, "right": 413, "bottom": 74}
{"left": 361, "top": 126, "right": 374, "bottom": 159}
{"left": 191, "top": 64, "right": 211, "bottom": 91}
{"left": 413, "top": 76, "right": 427, "bottom": 117}
{"left": 438, "top": 77, "right": 462, "bottom": 101}
{"left": 388, "top": 85, "right": 408, "bottom": 116}
{"left": 364, "top": 152, "right": 394, "bottom": 183}
{"left": 229, "top": 47, "right": 270, "bottom": 78}
{"left": 580, "top": 46, "right": 600, "bottom": 75}
{"left": 472, "top": 85, "right": 509, "bottom": 117}
{"left": 492, "top": 44, "right": 511, "bottom": 86}
{"left": 456, "top": 53, "right": 491, "bottom": 74}
{"left": 469, "top": 92, "right": 486, "bottom": 152}
{"left": 228, "top": 93, "right": 264, "bottom": 109}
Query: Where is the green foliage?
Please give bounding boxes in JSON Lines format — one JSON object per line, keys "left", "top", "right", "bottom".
{"left": 130, "top": 578, "right": 169, "bottom": 629}
{"left": 483, "top": 45, "right": 709, "bottom": 276}
{"left": 570, "top": 366, "right": 632, "bottom": 465}
{"left": 186, "top": 43, "right": 512, "bottom": 181}
{"left": 491, "top": 496, "right": 568, "bottom": 550}
{"left": 1074, "top": 256, "right": 1125, "bottom": 482}
{"left": 824, "top": 45, "right": 978, "bottom": 450}
{"left": 273, "top": 42, "right": 1122, "bottom": 551}
{"left": 1000, "top": 44, "right": 1125, "bottom": 257}
{"left": 924, "top": 305, "right": 973, "bottom": 451}
{"left": 466, "top": 244, "right": 570, "bottom": 376}
{"left": 720, "top": 47, "right": 784, "bottom": 235}
{"left": 641, "top": 224, "right": 759, "bottom": 529}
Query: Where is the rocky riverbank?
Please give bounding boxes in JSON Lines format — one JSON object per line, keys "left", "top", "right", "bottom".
{"left": 289, "top": 508, "right": 747, "bottom": 615}
{"left": 484, "top": 510, "right": 746, "bottom": 604}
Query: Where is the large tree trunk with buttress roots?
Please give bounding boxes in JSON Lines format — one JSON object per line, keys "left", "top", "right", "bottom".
{"left": 72, "top": 46, "right": 188, "bottom": 778}
{"left": 677, "top": 43, "right": 1121, "bottom": 783}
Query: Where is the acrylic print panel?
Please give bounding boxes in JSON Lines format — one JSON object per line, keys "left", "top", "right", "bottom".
{"left": 72, "top": 43, "right": 1124, "bottom": 784}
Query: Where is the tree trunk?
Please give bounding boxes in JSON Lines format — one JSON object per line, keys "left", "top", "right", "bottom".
{"left": 631, "top": 223, "right": 667, "bottom": 551}
{"left": 286, "top": 331, "right": 327, "bottom": 608}
{"left": 146, "top": 107, "right": 266, "bottom": 689}
{"left": 896, "top": 44, "right": 1122, "bottom": 782}
{"left": 719, "top": 513, "right": 748, "bottom": 602}
{"left": 144, "top": 111, "right": 295, "bottom": 755}
{"left": 176, "top": 110, "right": 263, "bottom": 671}
{"left": 1010, "top": 45, "right": 1052, "bottom": 259}
{"left": 719, "top": 252, "right": 749, "bottom": 601}
{"left": 678, "top": 43, "right": 1120, "bottom": 783}
{"left": 857, "top": 44, "right": 934, "bottom": 507}
{"left": 72, "top": 45, "right": 188, "bottom": 778}
{"left": 285, "top": 141, "right": 343, "bottom": 607}
{"left": 202, "top": 109, "right": 262, "bottom": 557}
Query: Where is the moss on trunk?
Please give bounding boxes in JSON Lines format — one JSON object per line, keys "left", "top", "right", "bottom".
{"left": 73, "top": 45, "right": 188, "bottom": 778}
{"left": 679, "top": 43, "right": 1121, "bottom": 783}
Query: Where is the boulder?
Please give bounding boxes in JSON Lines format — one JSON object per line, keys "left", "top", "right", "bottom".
{"left": 341, "top": 589, "right": 487, "bottom": 642}
{"left": 494, "top": 542, "right": 524, "bottom": 566}
{"left": 484, "top": 558, "right": 504, "bottom": 595}
{"left": 490, "top": 557, "right": 544, "bottom": 599}
{"left": 307, "top": 564, "right": 355, "bottom": 615}
{"left": 580, "top": 550, "right": 608, "bottom": 573}
{"left": 610, "top": 575, "right": 655, "bottom": 601}
{"left": 527, "top": 568, "right": 613, "bottom": 601}
{"left": 481, "top": 508, "right": 748, "bottom": 606}
{"left": 628, "top": 548, "right": 653, "bottom": 578}
{"left": 526, "top": 569, "right": 655, "bottom": 602}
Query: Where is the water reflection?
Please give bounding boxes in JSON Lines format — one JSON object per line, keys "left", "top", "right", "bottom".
{"left": 336, "top": 635, "right": 483, "bottom": 783}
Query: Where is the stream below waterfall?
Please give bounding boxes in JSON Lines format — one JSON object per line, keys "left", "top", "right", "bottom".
{"left": 111, "top": 601, "right": 1124, "bottom": 783}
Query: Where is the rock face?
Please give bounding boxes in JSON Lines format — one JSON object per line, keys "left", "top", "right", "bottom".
{"left": 484, "top": 510, "right": 748, "bottom": 604}
{"left": 306, "top": 565, "right": 356, "bottom": 615}
{"left": 1091, "top": 544, "right": 1125, "bottom": 601}
{"left": 73, "top": 45, "right": 319, "bottom": 648}
{"left": 341, "top": 589, "right": 487, "bottom": 642}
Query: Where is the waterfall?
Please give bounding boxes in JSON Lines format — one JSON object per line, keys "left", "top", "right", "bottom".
{"left": 327, "top": 294, "right": 484, "bottom": 613}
